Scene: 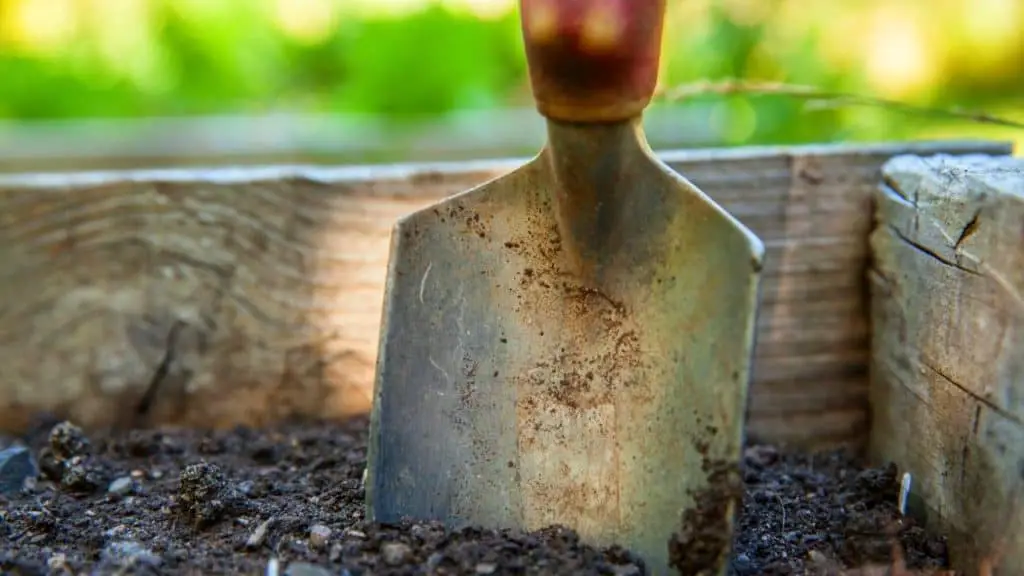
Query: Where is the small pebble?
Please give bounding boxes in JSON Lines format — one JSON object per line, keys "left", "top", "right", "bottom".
{"left": 284, "top": 562, "right": 333, "bottom": 576}
{"left": 475, "top": 562, "right": 497, "bottom": 574}
{"left": 344, "top": 529, "right": 366, "bottom": 539}
{"left": 47, "top": 553, "right": 68, "bottom": 570}
{"left": 612, "top": 565, "right": 641, "bottom": 576}
{"left": 104, "top": 525, "right": 128, "bottom": 539}
{"left": 247, "top": 517, "right": 275, "bottom": 549}
{"left": 0, "top": 445, "right": 38, "bottom": 495}
{"left": 426, "top": 552, "right": 445, "bottom": 570}
{"left": 308, "top": 524, "right": 331, "bottom": 550}
{"left": 108, "top": 476, "right": 134, "bottom": 497}
{"left": 100, "top": 540, "right": 161, "bottom": 569}
{"left": 381, "top": 542, "right": 412, "bottom": 566}
{"left": 328, "top": 543, "right": 343, "bottom": 563}
{"left": 238, "top": 480, "right": 255, "bottom": 496}
{"left": 807, "top": 549, "right": 830, "bottom": 566}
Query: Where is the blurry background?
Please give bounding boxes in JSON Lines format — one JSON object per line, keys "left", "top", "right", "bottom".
{"left": 0, "top": 0, "right": 1021, "bottom": 172}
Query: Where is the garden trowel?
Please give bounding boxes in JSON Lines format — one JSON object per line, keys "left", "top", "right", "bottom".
{"left": 366, "top": 0, "right": 764, "bottom": 573}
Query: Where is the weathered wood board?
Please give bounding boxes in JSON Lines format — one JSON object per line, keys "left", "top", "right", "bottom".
{"left": 0, "top": 140, "right": 1012, "bottom": 451}
{"left": 869, "top": 153, "right": 1024, "bottom": 575}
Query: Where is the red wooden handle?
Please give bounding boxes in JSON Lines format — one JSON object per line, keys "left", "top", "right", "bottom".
{"left": 519, "top": 0, "right": 666, "bottom": 123}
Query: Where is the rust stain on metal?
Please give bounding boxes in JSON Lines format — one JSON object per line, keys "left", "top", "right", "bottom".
{"left": 500, "top": 189, "right": 654, "bottom": 541}
{"left": 506, "top": 207, "right": 650, "bottom": 412}
{"left": 431, "top": 202, "right": 491, "bottom": 240}
{"left": 518, "top": 460, "right": 620, "bottom": 525}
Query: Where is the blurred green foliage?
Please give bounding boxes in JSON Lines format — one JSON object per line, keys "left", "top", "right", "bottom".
{"left": 0, "top": 0, "right": 530, "bottom": 119}
{"left": 0, "top": 0, "right": 1021, "bottom": 148}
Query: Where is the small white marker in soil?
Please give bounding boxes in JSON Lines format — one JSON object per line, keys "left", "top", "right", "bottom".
{"left": 898, "top": 471, "right": 912, "bottom": 516}
{"left": 266, "top": 558, "right": 280, "bottom": 576}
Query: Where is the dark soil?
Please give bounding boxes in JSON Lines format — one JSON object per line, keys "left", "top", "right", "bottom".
{"left": 0, "top": 417, "right": 951, "bottom": 575}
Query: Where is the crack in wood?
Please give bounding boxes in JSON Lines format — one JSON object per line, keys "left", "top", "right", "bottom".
{"left": 921, "top": 357, "right": 1023, "bottom": 428}
{"left": 887, "top": 224, "right": 981, "bottom": 276}
{"left": 954, "top": 210, "right": 982, "bottom": 253}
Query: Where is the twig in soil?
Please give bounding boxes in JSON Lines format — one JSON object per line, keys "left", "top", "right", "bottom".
{"left": 777, "top": 493, "right": 786, "bottom": 532}
{"left": 134, "top": 320, "right": 186, "bottom": 425}
{"left": 655, "top": 79, "right": 1024, "bottom": 129}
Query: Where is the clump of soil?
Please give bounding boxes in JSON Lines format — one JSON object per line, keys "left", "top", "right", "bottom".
{"left": 0, "top": 418, "right": 950, "bottom": 575}
{"left": 669, "top": 454, "right": 744, "bottom": 575}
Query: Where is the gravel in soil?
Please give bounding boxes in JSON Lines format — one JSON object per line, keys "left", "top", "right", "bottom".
{"left": 0, "top": 417, "right": 950, "bottom": 575}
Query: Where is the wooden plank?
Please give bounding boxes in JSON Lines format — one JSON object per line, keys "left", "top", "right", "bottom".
{"left": 869, "top": 153, "right": 1024, "bottom": 574}
{"left": 0, "top": 140, "right": 1012, "bottom": 452}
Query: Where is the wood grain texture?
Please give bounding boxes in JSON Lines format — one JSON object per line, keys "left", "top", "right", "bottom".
{"left": 0, "top": 141, "right": 1012, "bottom": 450}
{"left": 869, "top": 153, "right": 1024, "bottom": 574}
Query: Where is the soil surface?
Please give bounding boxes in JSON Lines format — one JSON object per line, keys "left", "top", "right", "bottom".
{"left": 1, "top": 416, "right": 951, "bottom": 575}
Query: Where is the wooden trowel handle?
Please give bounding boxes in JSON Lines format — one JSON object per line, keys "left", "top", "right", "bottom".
{"left": 519, "top": 0, "right": 666, "bottom": 123}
